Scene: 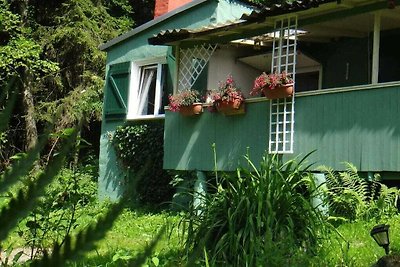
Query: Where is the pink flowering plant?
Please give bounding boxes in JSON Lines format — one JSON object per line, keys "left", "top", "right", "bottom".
{"left": 250, "top": 72, "right": 293, "bottom": 96}
{"left": 168, "top": 88, "right": 201, "bottom": 112}
{"left": 207, "top": 75, "right": 245, "bottom": 104}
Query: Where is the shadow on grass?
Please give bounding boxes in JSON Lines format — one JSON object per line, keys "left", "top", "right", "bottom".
{"left": 70, "top": 248, "right": 188, "bottom": 267}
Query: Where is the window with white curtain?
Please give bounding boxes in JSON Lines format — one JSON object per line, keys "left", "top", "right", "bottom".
{"left": 127, "top": 60, "right": 165, "bottom": 119}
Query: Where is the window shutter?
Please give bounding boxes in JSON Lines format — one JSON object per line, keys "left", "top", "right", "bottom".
{"left": 104, "top": 62, "right": 130, "bottom": 119}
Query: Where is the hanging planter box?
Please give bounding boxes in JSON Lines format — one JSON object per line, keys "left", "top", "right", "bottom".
{"left": 179, "top": 103, "right": 203, "bottom": 116}
{"left": 264, "top": 84, "right": 294, "bottom": 99}
{"left": 216, "top": 99, "right": 245, "bottom": 116}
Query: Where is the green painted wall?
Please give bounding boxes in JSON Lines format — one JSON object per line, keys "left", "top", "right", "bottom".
{"left": 164, "top": 102, "right": 269, "bottom": 171}
{"left": 98, "top": 120, "right": 128, "bottom": 201}
{"left": 99, "top": 0, "right": 254, "bottom": 200}
{"left": 164, "top": 84, "right": 400, "bottom": 172}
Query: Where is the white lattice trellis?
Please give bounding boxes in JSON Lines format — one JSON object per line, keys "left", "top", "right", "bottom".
{"left": 269, "top": 16, "right": 297, "bottom": 154}
{"left": 178, "top": 44, "right": 217, "bottom": 90}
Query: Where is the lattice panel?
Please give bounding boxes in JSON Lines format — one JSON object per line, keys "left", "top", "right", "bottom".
{"left": 178, "top": 44, "right": 217, "bottom": 90}
{"left": 269, "top": 16, "right": 297, "bottom": 154}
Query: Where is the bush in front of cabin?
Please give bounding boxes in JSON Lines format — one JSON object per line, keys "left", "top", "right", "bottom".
{"left": 181, "top": 153, "right": 327, "bottom": 266}
{"left": 113, "top": 122, "right": 174, "bottom": 205}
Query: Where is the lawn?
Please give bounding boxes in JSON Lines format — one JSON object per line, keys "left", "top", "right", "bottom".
{"left": 68, "top": 207, "right": 396, "bottom": 266}
{"left": 1, "top": 197, "right": 396, "bottom": 266}
{"left": 69, "top": 207, "right": 185, "bottom": 267}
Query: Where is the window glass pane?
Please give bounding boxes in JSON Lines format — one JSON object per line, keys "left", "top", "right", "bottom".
{"left": 379, "top": 30, "right": 400, "bottom": 83}
{"left": 296, "top": 71, "right": 319, "bottom": 92}
{"left": 138, "top": 66, "right": 157, "bottom": 115}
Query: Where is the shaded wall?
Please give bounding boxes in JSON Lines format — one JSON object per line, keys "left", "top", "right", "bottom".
{"left": 302, "top": 30, "right": 400, "bottom": 89}
{"left": 302, "top": 37, "right": 370, "bottom": 89}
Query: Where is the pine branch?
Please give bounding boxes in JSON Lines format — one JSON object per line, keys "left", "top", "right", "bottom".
{"left": 0, "top": 128, "right": 78, "bottom": 242}
{"left": 31, "top": 196, "right": 165, "bottom": 267}
{"left": 0, "top": 128, "right": 51, "bottom": 195}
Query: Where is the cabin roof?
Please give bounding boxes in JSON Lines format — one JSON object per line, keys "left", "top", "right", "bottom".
{"left": 99, "top": 0, "right": 209, "bottom": 51}
{"left": 240, "top": 0, "right": 337, "bottom": 20}
{"left": 148, "top": 0, "right": 337, "bottom": 45}
{"left": 148, "top": 0, "right": 394, "bottom": 46}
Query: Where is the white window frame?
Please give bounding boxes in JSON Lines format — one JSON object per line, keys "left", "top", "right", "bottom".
{"left": 127, "top": 57, "right": 166, "bottom": 120}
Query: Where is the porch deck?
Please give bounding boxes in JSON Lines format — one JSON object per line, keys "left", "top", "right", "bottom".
{"left": 164, "top": 82, "right": 400, "bottom": 172}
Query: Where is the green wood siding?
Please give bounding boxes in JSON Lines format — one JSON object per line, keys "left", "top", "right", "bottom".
{"left": 98, "top": 120, "right": 128, "bottom": 201}
{"left": 164, "top": 102, "right": 269, "bottom": 171}
{"left": 164, "top": 84, "right": 400, "bottom": 172}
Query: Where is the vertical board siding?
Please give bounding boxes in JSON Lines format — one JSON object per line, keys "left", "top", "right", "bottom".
{"left": 289, "top": 86, "right": 400, "bottom": 171}
{"left": 164, "top": 102, "right": 269, "bottom": 171}
{"left": 164, "top": 85, "right": 400, "bottom": 172}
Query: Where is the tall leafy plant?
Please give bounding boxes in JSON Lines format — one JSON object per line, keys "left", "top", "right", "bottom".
{"left": 319, "top": 163, "right": 399, "bottom": 222}
{"left": 182, "top": 153, "right": 325, "bottom": 266}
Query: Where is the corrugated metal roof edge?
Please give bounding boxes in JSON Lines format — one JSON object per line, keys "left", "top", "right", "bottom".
{"left": 99, "top": 0, "right": 208, "bottom": 51}
{"left": 148, "top": 19, "right": 249, "bottom": 45}
{"left": 148, "top": 0, "right": 340, "bottom": 45}
{"left": 240, "top": 0, "right": 337, "bottom": 21}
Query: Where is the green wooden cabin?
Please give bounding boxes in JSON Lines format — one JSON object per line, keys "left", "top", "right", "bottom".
{"left": 99, "top": 0, "right": 400, "bottom": 200}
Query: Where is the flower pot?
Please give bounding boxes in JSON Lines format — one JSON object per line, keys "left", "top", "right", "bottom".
{"left": 216, "top": 99, "right": 245, "bottom": 116}
{"left": 264, "top": 84, "right": 294, "bottom": 99}
{"left": 179, "top": 103, "right": 203, "bottom": 116}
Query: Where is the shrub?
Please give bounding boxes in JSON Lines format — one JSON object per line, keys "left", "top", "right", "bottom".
{"left": 17, "top": 167, "right": 98, "bottom": 259}
{"left": 113, "top": 122, "right": 174, "bottom": 205}
{"left": 182, "top": 153, "right": 326, "bottom": 266}
{"left": 319, "top": 163, "right": 400, "bottom": 222}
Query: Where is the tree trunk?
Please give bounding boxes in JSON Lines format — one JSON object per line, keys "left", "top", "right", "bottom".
{"left": 22, "top": 72, "right": 38, "bottom": 151}
{"left": 14, "top": 0, "right": 39, "bottom": 151}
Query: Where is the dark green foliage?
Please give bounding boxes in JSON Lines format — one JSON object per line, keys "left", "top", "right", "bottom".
{"left": 0, "top": 0, "right": 136, "bottom": 170}
{"left": 18, "top": 168, "right": 98, "bottom": 259}
{"left": 183, "top": 153, "right": 325, "bottom": 266}
{"left": 113, "top": 122, "right": 163, "bottom": 171}
{"left": 31, "top": 0, "right": 133, "bottom": 126}
{"left": 113, "top": 122, "right": 174, "bottom": 205}
{"left": 30, "top": 199, "right": 126, "bottom": 266}
{"left": 0, "top": 77, "right": 18, "bottom": 132}
{"left": 0, "top": 78, "right": 163, "bottom": 266}
{"left": 0, "top": 126, "right": 78, "bottom": 242}
{"left": 320, "top": 163, "right": 400, "bottom": 222}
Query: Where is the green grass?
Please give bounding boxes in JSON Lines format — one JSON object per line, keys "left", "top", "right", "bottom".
{"left": 315, "top": 216, "right": 400, "bottom": 266}
{"left": 3, "top": 200, "right": 398, "bottom": 266}
{"left": 69, "top": 207, "right": 185, "bottom": 266}
{"left": 72, "top": 211, "right": 400, "bottom": 266}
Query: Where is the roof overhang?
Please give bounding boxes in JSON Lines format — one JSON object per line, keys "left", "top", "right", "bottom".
{"left": 148, "top": 0, "right": 399, "bottom": 47}
{"left": 99, "top": 0, "right": 209, "bottom": 51}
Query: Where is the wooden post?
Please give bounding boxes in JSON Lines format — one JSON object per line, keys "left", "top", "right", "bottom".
{"left": 372, "top": 11, "right": 381, "bottom": 84}
{"left": 312, "top": 173, "right": 328, "bottom": 215}
{"left": 174, "top": 44, "right": 180, "bottom": 93}
{"left": 193, "top": 171, "right": 207, "bottom": 215}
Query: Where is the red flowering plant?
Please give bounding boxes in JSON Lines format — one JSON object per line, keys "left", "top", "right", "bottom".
{"left": 168, "top": 88, "right": 201, "bottom": 112}
{"left": 250, "top": 72, "right": 293, "bottom": 96}
{"left": 206, "top": 75, "right": 245, "bottom": 109}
